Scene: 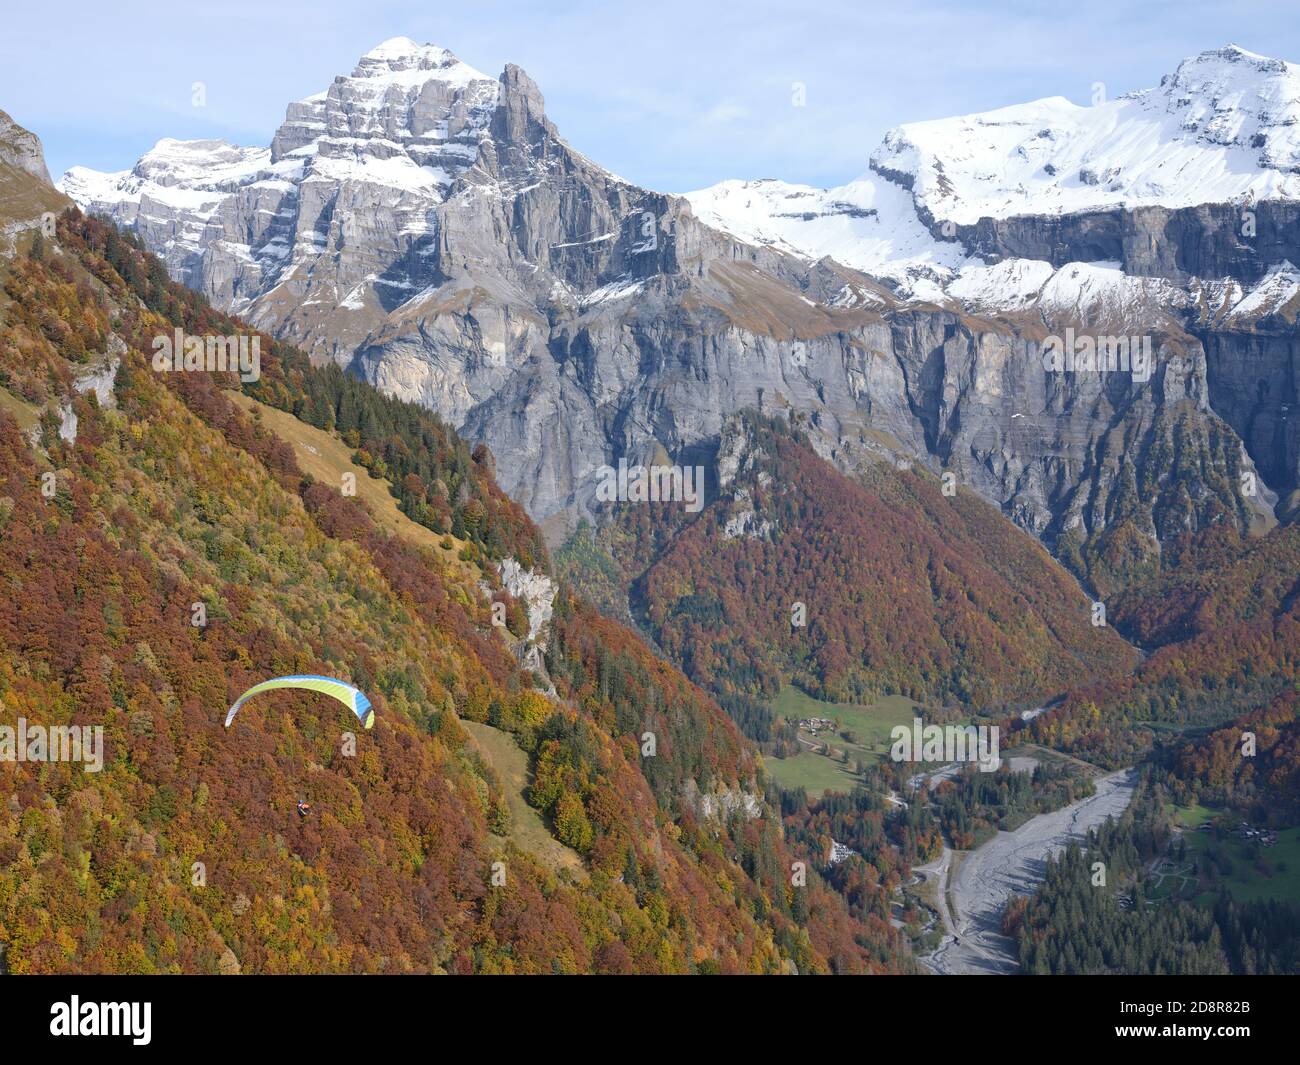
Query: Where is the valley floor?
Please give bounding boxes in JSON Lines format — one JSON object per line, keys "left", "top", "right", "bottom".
{"left": 922, "top": 768, "right": 1140, "bottom": 975}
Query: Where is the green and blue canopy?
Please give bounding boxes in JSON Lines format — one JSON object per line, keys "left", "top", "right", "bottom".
{"left": 225, "top": 675, "right": 374, "bottom": 730}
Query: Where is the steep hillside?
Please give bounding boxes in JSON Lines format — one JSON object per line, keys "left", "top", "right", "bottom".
{"left": 1016, "top": 521, "right": 1300, "bottom": 767}
{"left": 558, "top": 413, "right": 1137, "bottom": 724}
{"left": 1159, "top": 689, "right": 1300, "bottom": 819}
{"left": 0, "top": 210, "right": 911, "bottom": 974}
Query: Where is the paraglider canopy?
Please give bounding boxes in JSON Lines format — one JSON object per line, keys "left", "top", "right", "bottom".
{"left": 225, "top": 675, "right": 374, "bottom": 730}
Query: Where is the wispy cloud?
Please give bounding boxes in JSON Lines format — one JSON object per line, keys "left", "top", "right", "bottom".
{"left": 701, "top": 101, "right": 751, "bottom": 126}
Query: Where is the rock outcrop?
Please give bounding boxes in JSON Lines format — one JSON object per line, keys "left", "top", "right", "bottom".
{"left": 0, "top": 108, "right": 53, "bottom": 184}
{"left": 0, "top": 109, "right": 69, "bottom": 245}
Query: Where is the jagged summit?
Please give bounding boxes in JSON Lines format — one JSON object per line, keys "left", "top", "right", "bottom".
{"left": 357, "top": 35, "right": 456, "bottom": 63}
{"left": 268, "top": 38, "right": 500, "bottom": 164}
{"left": 344, "top": 36, "right": 493, "bottom": 91}
{"left": 59, "top": 38, "right": 521, "bottom": 326}
{"left": 62, "top": 37, "right": 506, "bottom": 206}
{"left": 1163, "top": 43, "right": 1293, "bottom": 86}
{"left": 361, "top": 35, "right": 438, "bottom": 59}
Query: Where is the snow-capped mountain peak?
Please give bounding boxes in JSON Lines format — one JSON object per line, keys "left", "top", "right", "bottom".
{"left": 689, "top": 45, "right": 1300, "bottom": 308}
{"left": 360, "top": 35, "right": 446, "bottom": 61}
{"left": 130, "top": 138, "right": 269, "bottom": 188}
{"left": 50, "top": 37, "right": 1300, "bottom": 539}
{"left": 868, "top": 44, "right": 1300, "bottom": 226}
{"left": 348, "top": 36, "right": 493, "bottom": 88}
{"left": 60, "top": 39, "right": 513, "bottom": 315}
{"left": 270, "top": 38, "right": 499, "bottom": 164}
{"left": 59, "top": 138, "right": 272, "bottom": 229}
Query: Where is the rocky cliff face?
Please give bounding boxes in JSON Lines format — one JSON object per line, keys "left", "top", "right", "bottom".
{"left": 0, "top": 108, "right": 52, "bottom": 184}
{"left": 59, "top": 40, "right": 1297, "bottom": 591}
{"left": 0, "top": 110, "right": 68, "bottom": 244}
{"left": 691, "top": 45, "right": 1300, "bottom": 577}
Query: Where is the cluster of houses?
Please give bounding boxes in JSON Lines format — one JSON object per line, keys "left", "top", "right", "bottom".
{"left": 1196, "top": 820, "right": 1280, "bottom": 847}
{"left": 1237, "top": 821, "right": 1280, "bottom": 847}
{"left": 799, "top": 717, "right": 837, "bottom": 734}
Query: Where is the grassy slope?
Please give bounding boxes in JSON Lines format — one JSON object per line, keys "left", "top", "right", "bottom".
{"left": 1184, "top": 827, "right": 1300, "bottom": 905}
{"left": 460, "top": 720, "right": 585, "bottom": 877}
{"left": 0, "top": 156, "right": 70, "bottom": 300}
{"left": 0, "top": 161, "right": 68, "bottom": 232}
{"left": 0, "top": 385, "right": 38, "bottom": 434}
{"left": 774, "top": 686, "right": 922, "bottom": 753}
{"left": 765, "top": 751, "right": 864, "bottom": 797}
{"left": 1168, "top": 804, "right": 1300, "bottom": 905}
{"left": 224, "top": 390, "right": 471, "bottom": 573}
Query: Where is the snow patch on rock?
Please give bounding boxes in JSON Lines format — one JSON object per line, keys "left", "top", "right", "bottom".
{"left": 1224, "top": 260, "right": 1300, "bottom": 322}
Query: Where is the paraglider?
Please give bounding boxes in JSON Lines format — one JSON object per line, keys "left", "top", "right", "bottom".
{"left": 224, "top": 675, "right": 374, "bottom": 730}
{"left": 296, "top": 800, "right": 313, "bottom": 818}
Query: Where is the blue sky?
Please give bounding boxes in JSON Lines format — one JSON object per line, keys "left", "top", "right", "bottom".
{"left": 6, "top": 0, "right": 1300, "bottom": 192}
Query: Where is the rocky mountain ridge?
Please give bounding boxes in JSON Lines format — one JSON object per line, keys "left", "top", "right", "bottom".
{"left": 58, "top": 41, "right": 1299, "bottom": 590}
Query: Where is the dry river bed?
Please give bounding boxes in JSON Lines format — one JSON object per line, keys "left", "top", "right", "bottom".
{"left": 920, "top": 768, "right": 1139, "bottom": 975}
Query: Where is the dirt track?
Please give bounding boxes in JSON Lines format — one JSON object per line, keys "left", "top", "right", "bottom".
{"left": 922, "top": 768, "right": 1138, "bottom": 975}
